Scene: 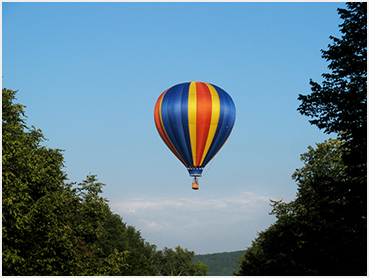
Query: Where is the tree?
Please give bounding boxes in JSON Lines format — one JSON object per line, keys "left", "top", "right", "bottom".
{"left": 188, "top": 261, "right": 209, "bottom": 276}
{"left": 77, "top": 176, "right": 158, "bottom": 276}
{"left": 154, "top": 245, "right": 209, "bottom": 276}
{"left": 297, "top": 3, "right": 366, "bottom": 212}
{"left": 3, "top": 88, "right": 68, "bottom": 274}
{"left": 297, "top": 2, "right": 366, "bottom": 148}
{"left": 2, "top": 89, "right": 129, "bottom": 275}
{"left": 235, "top": 138, "right": 366, "bottom": 275}
{"left": 297, "top": 3, "right": 366, "bottom": 271}
{"left": 3, "top": 88, "right": 167, "bottom": 275}
{"left": 123, "top": 225, "right": 158, "bottom": 275}
{"left": 195, "top": 251, "right": 245, "bottom": 276}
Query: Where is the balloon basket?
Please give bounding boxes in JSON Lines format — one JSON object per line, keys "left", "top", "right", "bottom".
{"left": 192, "top": 176, "right": 199, "bottom": 190}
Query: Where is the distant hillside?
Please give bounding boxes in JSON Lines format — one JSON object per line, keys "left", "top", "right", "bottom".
{"left": 194, "top": 250, "right": 245, "bottom": 276}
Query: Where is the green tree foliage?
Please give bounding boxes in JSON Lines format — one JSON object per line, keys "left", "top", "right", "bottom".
{"left": 154, "top": 245, "right": 209, "bottom": 276}
{"left": 189, "top": 261, "right": 209, "bottom": 276}
{"left": 3, "top": 88, "right": 71, "bottom": 274}
{"left": 124, "top": 225, "right": 158, "bottom": 275}
{"left": 235, "top": 138, "right": 366, "bottom": 275}
{"left": 194, "top": 250, "right": 245, "bottom": 276}
{"left": 297, "top": 2, "right": 366, "bottom": 213}
{"left": 2, "top": 88, "right": 158, "bottom": 275}
{"left": 94, "top": 206, "right": 158, "bottom": 275}
{"left": 297, "top": 2, "right": 366, "bottom": 273}
{"left": 298, "top": 3, "right": 366, "bottom": 139}
{"left": 236, "top": 3, "right": 367, "bottom": 275}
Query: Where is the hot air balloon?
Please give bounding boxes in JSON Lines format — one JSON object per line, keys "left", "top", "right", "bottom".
{"left": 154, "top": 81, "right": 236, "bottom": 190}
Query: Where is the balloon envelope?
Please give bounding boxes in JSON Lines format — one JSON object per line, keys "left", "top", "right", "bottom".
{"left": 154, "top": 81, "right": 236, "bottom": 176}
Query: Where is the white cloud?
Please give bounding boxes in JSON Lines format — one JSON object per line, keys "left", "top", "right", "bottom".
{"left": 110, "top": 192, "right": 278, "bottom": 254}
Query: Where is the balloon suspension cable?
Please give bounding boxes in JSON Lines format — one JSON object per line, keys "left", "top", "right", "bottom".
{"left": 192, "top": 177, "right": 199, "bottom": 190}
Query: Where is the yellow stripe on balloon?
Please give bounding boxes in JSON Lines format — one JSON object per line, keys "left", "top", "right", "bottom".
{"left": 188, "top": 82, "right": 197, "bottom": 165}
{"left": 199, "top": 83, "right": 221, "bottom": 165}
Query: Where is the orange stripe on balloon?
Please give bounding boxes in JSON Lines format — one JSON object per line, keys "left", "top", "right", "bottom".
{"left": 195, "top": 82, "right": 212, "bottom": 166}
{"left": 154, "top": 91, "right": 166, "bottom": 138}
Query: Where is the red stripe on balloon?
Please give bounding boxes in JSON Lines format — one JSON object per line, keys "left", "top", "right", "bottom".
{"left": 195, "top": 82, "right": 212, "bottom": 166}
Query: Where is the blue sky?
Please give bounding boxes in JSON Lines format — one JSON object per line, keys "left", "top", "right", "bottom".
{"left": 2, "top": 2, "right": 343, "bottom": 255}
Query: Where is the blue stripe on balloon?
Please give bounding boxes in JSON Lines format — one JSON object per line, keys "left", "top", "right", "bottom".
{"left": 161, "top": 83, "right": 193, "bottom": 166}
{"left": 160, "top": 87, "right": 188, "bottom": 166}
{"left": 180, "top": 82, "right": 194, "bottom": 166}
